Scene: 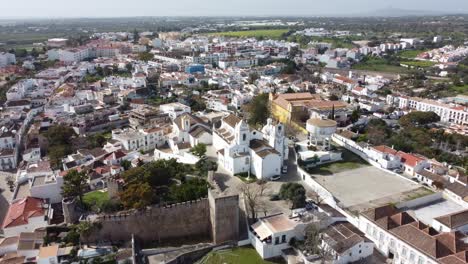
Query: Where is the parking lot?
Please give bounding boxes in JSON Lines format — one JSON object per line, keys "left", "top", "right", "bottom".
{"left": 311, "top": 166, "right": 427, "bottom": 213}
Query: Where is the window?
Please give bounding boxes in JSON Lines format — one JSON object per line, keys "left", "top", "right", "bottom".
{"left": 409, "top": 251, "right": 415, "bottom": 262}
{"left": 281, "top": 235, "right": 286, "bottom": 243}
{"left": 242, "top": 133, "right": 247, "bottom": 141}
{"left": 359, "top": 250, "right": 362, "bottom": 254}
{"left": 417, "top": 256, "right": 424, "bottom": 264}
{"left": 402, "top": 246, "right": 407, "bottom": 259}
{"left": 275, "top": 237, "right": 279, "bottom": 245}
{"left": 366, "top": 223, "right": 371, "bottom": 235}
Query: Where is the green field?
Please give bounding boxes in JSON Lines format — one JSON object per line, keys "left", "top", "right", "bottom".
{"left": 398, "top": 49, "right": 426, "bottom": 59}
{"left": 209, "top": 29, "right": 289, "bottom": 39}
{"left": 449, "top": 84, "right": 468, "bottom": 95}
{"left": 198, "top": 247, "right": 283, "bottom": 264}
{"left": 306, "top": 148, "right": 369, "bottom": 175}
{"left": 400, "top": 60, "right": 436, "bottom": 68}
{"left": 83, "top": 190, "right": 110, "bottom": 208}
{"left": 352, "top": 63, "right": 409, "bottom": 74}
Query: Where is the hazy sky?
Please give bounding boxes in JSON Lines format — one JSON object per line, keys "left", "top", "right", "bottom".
{"left": 1, "top": 0, "right": 468, "bottom": 18}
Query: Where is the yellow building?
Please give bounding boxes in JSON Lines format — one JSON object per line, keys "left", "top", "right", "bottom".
{"left": 269, "top": 92, "right": 347, "bottom": 133}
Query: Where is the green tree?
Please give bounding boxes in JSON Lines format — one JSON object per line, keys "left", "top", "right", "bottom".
{"left": 169, "top": 178, "right": 209, "bottom": 203}
{"left": 44, "top": 125, "right": 76, "bottom": 145}
{"left": 138, "top": 52, "right": 154, "bottom": 62}
{"left": 121, "top": 160, "right": 132, "bottom": 171}
{"left": 399, "top": 111, "right": 440, "bottom": 127}
{"left": 190, "top": 143, "right": 207, "bottom": 158}
{"left": 247, "top": 93, "right": 270, "bottom": 126}
{"left": 279, "top": 183, "right": 307, "bottom": 209}
{"left": 133, "top": 29, "right": 139, "bottom": 44}
{"left": 350, "top": 109, "right": 360, "bottom": 123}
{"left": 248, "top": 72, "right": 260, "bottom": 84}
{"left": 87, "top": 133, "right": 107, "bottom": 148}
{"left": 125, "top": 63, "right": 133, "bottom": 72}
{"left": 119, "top": 182, "right": 153, "bottom": 209}
{"left": 62, "top": 170, "right": 89, "bottom": 203}
{"left": 304, "top": 224, "right": 321, "bottom": 254}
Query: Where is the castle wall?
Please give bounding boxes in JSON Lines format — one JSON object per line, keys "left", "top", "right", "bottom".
{"left": 85, "top": 199, "right": 211, "bottom": 244}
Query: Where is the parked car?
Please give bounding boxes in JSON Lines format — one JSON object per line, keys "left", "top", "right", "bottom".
{"left": 271, "top": 175, "right": 281, "bottom": 181}
{"left": 282, "top": 165, "right": 288, "bottom": 174}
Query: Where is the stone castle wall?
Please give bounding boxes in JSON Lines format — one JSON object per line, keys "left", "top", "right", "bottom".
{"left": 85, "top": 199, "right": 211, "bottom": 243}
{"left": 83, "top": 172, "right": 240, "bottom": 245}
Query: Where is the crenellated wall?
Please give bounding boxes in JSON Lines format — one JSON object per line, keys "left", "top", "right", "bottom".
{"left": 85, "top": 199, "right": 211, "bottom": 243}
{"left": 83, "top": 172, "right": 240, "bottom": 245}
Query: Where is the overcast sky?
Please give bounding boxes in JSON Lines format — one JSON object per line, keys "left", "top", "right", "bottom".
{"left": 1, "top": 0, "right": 467, "bottom": 18}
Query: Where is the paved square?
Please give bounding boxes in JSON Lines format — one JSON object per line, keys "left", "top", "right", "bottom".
{"left": 312, "top": 166, "right": 423, "bottom": 211}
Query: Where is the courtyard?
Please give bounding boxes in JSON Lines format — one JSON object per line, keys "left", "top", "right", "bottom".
{"left": 197, "top": 246, "right": 283, "bottom": 264}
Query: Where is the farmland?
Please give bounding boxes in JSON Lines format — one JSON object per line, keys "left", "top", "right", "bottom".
{"left": 208, "top": 29, "right": 289, "bottom": 39}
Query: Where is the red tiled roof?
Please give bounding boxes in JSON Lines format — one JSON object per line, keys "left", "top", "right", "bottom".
{"left": 2, "top": 197, "right": 45, "bottom": 229}
{"left": 396, "top": 151, "right": 426, "bottom": 167}
{"left": 373, "top": 145, "right": 398, "bottom": 156}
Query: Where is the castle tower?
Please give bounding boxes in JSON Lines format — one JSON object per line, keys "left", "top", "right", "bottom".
{"left": 207, "top": 171, "right": 239, "bottom": 244}
{"left": 62, "top": 198, "right": 79, "bottom": 224}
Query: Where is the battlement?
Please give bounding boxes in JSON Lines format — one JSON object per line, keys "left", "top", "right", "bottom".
{"left": 82, "top": 171, "right": 240, "bottom": 245}
{"left": 94, "top": 198, "right": 208, "bottom": 222}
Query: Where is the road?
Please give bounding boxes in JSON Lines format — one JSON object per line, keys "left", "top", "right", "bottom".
{"left": 0, "top": 171, "right": 15, "bottom": 236}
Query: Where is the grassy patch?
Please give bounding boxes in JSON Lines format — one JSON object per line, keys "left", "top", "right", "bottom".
{"left": 403, "top": 187, "right": 435, "bottom": 201}
{"left": 306, "top": 148, "right": 369, "bottom": 175}
{"left": 398, "top": 49, "right": 426, "bottom": 59}
{"left": 198, "top": 247, "right": 283, "bottom": 264}
{"left": 352, "top": 57, "right": 409, "bottom": 74}
{"left": 83, "top": 190, "right": 109, "bottom": 208}
{"left": 400, "top": 60, "right": 435, "bottom": 68}
{"left": 209, "top": 29, "right": 289, "bottom": 40}
{"left": 235, "top": 173, "right": 257, "bottom": 183}
{"left": 352, "top": 62, "right": 409, "bottom": 74}
{"left": 449, "top": 84, "right": 468, "bottom": 95}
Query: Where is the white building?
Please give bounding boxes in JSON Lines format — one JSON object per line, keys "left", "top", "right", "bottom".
{"left": 364, "top": 145, "right": 401, "bottom": 170}
{"left": 1, "top": 197, "right": 48, "bottom": 237}
{"left": 218, "top": 57, "right": 258, "bottom": 69}
{"left": 112, "top": 127, "right": 167, "bottom": 152}
{"left": 395, "top": 96, "right": 468, "bottom": 126}
{"left": 250, "top": 214, "right": 299, "bottom": 259}
{"left": 322, "top": 222, "right": 374, "bottom": 264}
{"left": 0, "top": 52, "right": 16, "bottom": 67}
{"left": 432, "top": 210, "right": 468, "bottom": 233}
{"left": 306, "top": 117, "right": 337, "bottom": 150}
{"left": 159, "top": 102, "right": 191, "bottom": 120}
{"left": 213, "top": 114, "right": 286, "bottom": 180}
{"left": 359, "top": 204, "right": 468, "bottom": 264}
{"left": 171, "top": 113, "right": 212, "bottom": 147}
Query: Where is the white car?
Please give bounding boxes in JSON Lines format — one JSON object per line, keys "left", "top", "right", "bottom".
{"left": 271, "top": 175, "right": 281, "bottom": 181}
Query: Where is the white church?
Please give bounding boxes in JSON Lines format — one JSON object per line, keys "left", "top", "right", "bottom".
{"left": 213, "top": 114, "right": 288, "bottom": 180}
